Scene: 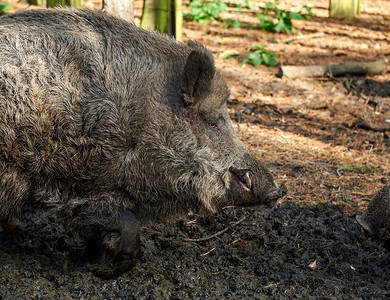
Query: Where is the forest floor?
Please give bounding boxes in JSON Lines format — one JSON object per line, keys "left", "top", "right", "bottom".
{"left": 1, "top": 0, "right": 390, "bottom": 299}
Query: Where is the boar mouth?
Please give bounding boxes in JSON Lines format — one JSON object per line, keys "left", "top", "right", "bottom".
{"left": 229, "top": 168, "right": 254, "bottom": 192}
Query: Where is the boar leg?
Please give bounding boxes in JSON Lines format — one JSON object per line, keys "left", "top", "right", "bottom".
{"left": 68, "top": 205, "right": 141, "bottom": 277}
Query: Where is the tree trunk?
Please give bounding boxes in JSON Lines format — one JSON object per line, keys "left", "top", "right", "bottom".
{"left": 174, "top": 0, "right": 183, "bottom": 41}
{"left": 47, "top": 0, "right": 81, "bottom": 8}
{"left": 329, "top": 0, "right": 360, "bottom": 18}
{"left": 69, "top": 0, "right": 82, "bottom": 9}
{"left": 103, "top": 0, "right": 134, "bottom": 22}
{"left": 141, "top": 0, "right": 183, "bottom": 40}
{"left": 141, "top": 0, "right": 171, "bottom": 34}
{"left": 29, "top": 0, "right": 44, "bottom": 6}
{"left": 47, "top": 0, "right": 66, "bottom": 7}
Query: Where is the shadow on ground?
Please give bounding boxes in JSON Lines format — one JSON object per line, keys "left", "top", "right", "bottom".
{"left": 1, "top": 201, "right": 389, "bottom": 299}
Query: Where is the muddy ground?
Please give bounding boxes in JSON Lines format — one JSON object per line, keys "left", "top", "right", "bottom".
{"left": 1, "top": 202, "right": 389, "bottom": 299}
{"left": 1, "top": 0, "right": 390, "bottom": 299}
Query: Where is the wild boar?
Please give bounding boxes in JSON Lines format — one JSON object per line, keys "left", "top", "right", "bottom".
{"left": 356, "top": 183, "right": 390, "bottom": 235}
{"left": 0, "top": 8, "right": 286, "bottom": 276}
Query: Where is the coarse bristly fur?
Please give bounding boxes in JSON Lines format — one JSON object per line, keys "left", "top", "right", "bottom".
{"left": 0, "top": 8, "right": 286, "bottom": 277}
{"left": 356, "top": 183, "right": 390, "bottom": 235}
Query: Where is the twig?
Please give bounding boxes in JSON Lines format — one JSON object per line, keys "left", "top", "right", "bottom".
{"left": 186, "top": 216, "right": 247, "bottom": 242}
{"left": 200, "top": 247, "right": 216, "bottom": 256}
{"left": 283, "top": 32, "right": 325, "bottom": 43}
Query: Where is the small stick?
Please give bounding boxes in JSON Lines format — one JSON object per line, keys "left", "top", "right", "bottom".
{"left": 200, "top": 247, "right": 216, "bottom": 256}
{"left": 186, "top": 216, "right": 247, "bottom": 242}
{"left": 283, "top": 32, "right": 325, "bottom": 43}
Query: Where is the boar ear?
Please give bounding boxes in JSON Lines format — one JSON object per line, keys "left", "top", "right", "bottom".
{"left": 181, "top": 41, "right": 215, "bottom": 106}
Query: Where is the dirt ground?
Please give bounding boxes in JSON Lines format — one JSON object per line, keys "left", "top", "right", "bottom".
{"left": 1, "top": 0, "right": 390, "bottom": 299}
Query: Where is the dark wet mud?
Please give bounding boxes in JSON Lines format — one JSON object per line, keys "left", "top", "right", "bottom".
{"left": 1, "top": 201, "right": 389, "bottom": 299}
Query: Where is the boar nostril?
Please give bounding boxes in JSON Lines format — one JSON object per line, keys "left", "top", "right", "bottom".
{"left": 277, "top": 183, "right": 288, "bottom": 197}
{"left": 265, "top": 183, "right": 287, "bottom": 204}
{"left": 275, "top": 184, "right": 287, "bottom": 199}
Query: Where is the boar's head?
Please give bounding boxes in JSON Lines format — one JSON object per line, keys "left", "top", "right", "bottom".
{"left": 121, "top": 41, "right": 286, "bottom": 219}
{"left": 173, "top": 41, "right": 286, "bottom": 212}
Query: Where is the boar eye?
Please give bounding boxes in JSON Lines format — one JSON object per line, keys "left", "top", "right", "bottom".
{"left": 209, "top": 121, "right": 218, "bottom": 129}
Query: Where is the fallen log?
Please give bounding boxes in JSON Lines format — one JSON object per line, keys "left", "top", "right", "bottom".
{"left": 352, "top": 119, "right": 390, "bottom": 132}
{"left": 276, "top": 60, "right": 387, "bottom": 78}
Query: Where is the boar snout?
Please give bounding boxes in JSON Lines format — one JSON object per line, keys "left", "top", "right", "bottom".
{"left": 264, "top": 182, "right": 288, "bottom": 207}
{"left": 227, "top": 159, "right": 287, "bottom": 207}
{"left": 356, "top": 183, "right": 390, "bottom": 235}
